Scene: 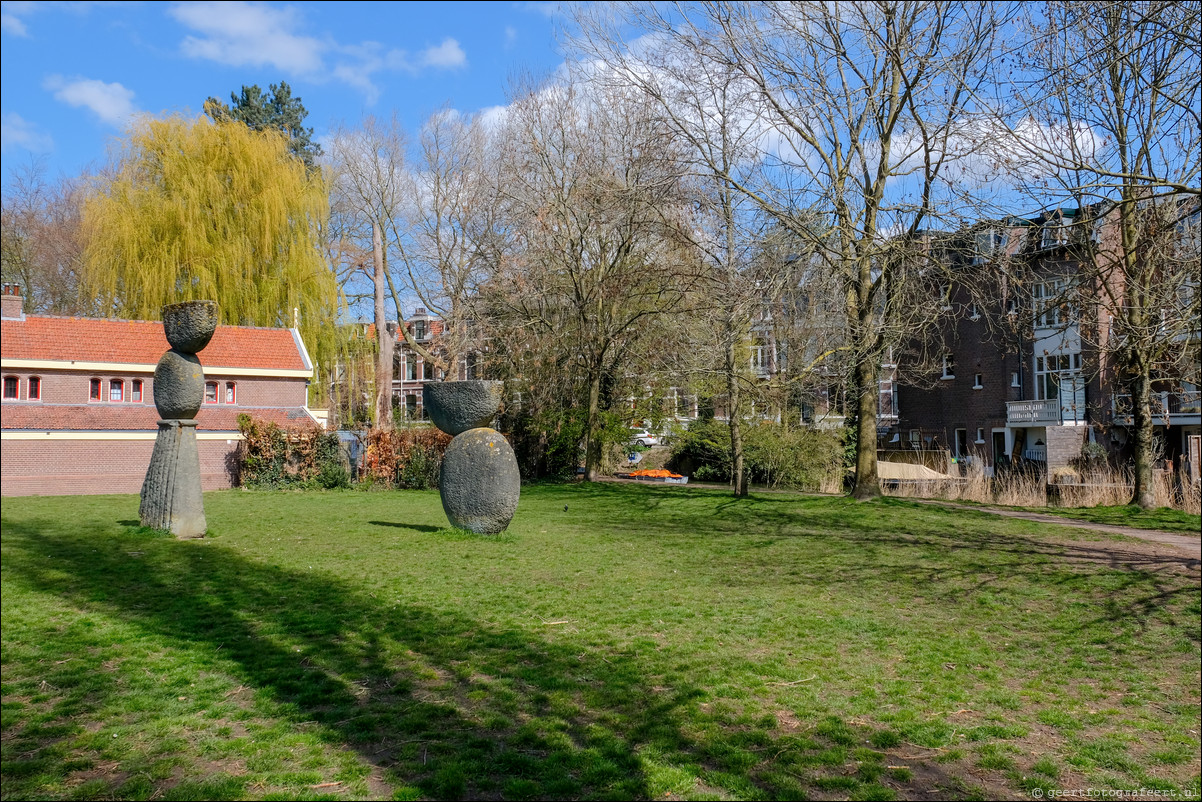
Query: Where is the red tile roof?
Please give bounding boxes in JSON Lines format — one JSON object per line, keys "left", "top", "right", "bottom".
{"left": 1, "top": 315, "right": 309, "bottom": 372}
{"left": 0, "top": 404, "right": 318, "bottom": 432}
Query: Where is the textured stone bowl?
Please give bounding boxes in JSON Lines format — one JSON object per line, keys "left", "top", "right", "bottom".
{"left": 424, "top": 380, "right": 503, "bottom": 436}
{"left": 162, "top": 300, "right": 218, "bottom": 353}
{"left": 439, "top": 428, "right": 521, "bottom": 534}
{"left": 154, "top": 349, "right": 205, "bottom": 419}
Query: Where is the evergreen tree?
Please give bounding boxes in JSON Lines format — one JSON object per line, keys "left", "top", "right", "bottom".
{"left": 204, "top": 81, "right": 322, "bottom": 169}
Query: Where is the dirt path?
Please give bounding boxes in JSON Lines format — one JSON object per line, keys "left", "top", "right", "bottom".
{"left": 915, "top": 499, "right": 1201, "bottom": 559}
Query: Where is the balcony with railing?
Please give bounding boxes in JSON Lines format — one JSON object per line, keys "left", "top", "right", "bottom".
{"left": 1112, "top": 391, "right": 1202, "bottom": 425}
{"left": 1006, "top": 399, "right": 1062, "bottom": 425}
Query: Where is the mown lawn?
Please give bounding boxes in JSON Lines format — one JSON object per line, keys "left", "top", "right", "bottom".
{"left": 2, "top": 484, "right": 1199, "bottom": 801}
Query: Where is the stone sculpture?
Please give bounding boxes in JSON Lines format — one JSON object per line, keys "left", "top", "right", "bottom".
{"left": 139, "top": 300, "right": 218, "bottom": 538}
{"left": 424, "top": 380, "right": 520, "bottom": 534}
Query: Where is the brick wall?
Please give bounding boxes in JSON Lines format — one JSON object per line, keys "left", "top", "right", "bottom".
{"left": 1044, "top": 426, "right": 1086, "bottom": 471}
{"left": 0, "top": 438, "right": 238, "bottom": 496}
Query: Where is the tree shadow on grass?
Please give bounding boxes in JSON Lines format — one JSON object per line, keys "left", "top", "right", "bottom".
{"left": 2, "top": 508, "right": 1002, "bottom": 802}
{"left": 537, "top": 483, "right": 1201, "bottom": 642}
{"left": 5, "top": 515, "right": 843, "bottom": 801}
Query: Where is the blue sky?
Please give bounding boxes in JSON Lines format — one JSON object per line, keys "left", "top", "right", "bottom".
{"left": 1, "top": 1, "right": 568, "bottom": 181}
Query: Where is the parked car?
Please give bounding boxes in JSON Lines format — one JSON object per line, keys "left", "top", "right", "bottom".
{"left": 630, "top": 429, "right": 659, "bottom": 448}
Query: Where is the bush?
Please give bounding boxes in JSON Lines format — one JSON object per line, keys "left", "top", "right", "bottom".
{"left": 668, "top": 418, "right": 844, "bottom": 490}
{"left": 236, "top": 414, "right": 346, "bottom": 489}
{"left": 359, "top": 426, "right": 452, "bottom": 489}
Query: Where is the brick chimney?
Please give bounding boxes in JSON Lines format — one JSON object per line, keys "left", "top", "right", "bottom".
{"left": 1, "top": 283, "right": 24, "bottom": 320}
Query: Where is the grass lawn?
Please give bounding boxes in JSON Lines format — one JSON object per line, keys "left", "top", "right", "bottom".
{"left": 1013, "top": 504, "right": 1202, "bottom": 536}
{"left": 2, "top": 484, "right": 1199, "bottom": 801}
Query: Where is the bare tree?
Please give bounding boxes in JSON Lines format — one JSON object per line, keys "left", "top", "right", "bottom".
{"left": 327, "top": 115, "right": 440, "bottom": 427}
{"left": 390, "top": 109, "right": 499, "bottom": 377}
{"left": 1, "top": 159, "right": 88, "bottom": 315}
{"left": 1007, "top": 0, "right": 1201, "bottom": 508}
{"left": 487, "top": 78, "right": 701, "bottom": 481}
{"left": 572, "top": 0, "right": 1007, "bottom": 498}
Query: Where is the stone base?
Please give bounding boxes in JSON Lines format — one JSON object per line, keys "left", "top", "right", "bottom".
{"left": 140, "top": 419, "right": 206, "bottom": 538}
{"left": 439, "top": 427, "right": 520, "bottom": 534}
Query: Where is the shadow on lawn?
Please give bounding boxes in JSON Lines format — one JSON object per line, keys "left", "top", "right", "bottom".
{"left": 547, "top": 484, "right": 1201, "bottom": 641}
{"left": 6, "top": 518, "right": 701, "bottom": 799}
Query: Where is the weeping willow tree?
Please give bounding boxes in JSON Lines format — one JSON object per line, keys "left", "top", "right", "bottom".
{"left": 83, "top": 114, "right": 341, "bottom": 402}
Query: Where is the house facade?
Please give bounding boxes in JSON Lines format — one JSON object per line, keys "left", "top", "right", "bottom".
{"left": 882, "top": 203, "right": 1201, "bottom": 476}
{"left": 1, "top": 285, "right": 321, "bottom": 496}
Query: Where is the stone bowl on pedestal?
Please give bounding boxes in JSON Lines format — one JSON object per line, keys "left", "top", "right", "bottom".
{"left": 162, "top": 300, "right": 218, "bottom": 354}
{"left": 423, "top": 380, "right": 503, "bottom": 436}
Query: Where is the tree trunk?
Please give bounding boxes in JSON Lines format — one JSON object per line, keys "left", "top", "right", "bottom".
{"left": 725, "top": 333, "right": 748, "bottom": 497}
{"left": 850, "top": 357, "right": 881, "bottom": 500}
{"left": 1129, "top": 370, "right": 1157, "bottom": 509}
{"left": 373, "top": 220, "right": 393, "bottom": 428}
{"left": 583, "top": 369, "right": 603, "bottom": 482}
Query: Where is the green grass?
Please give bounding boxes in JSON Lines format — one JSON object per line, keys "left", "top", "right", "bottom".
{"left": 2, "top": 484, "right": 1199, "bottom": 800}
{"left": 1022, "top": 504, "right": 1201, "bottom": 536}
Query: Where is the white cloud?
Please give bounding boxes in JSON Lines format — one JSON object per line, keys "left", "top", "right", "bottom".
{"left": 171, "top": 1, "right": 325, "bottom": 73}
{"left": 43, "top": 75, "right": 139, "bottom": 126}
{"left": 419, "top": 37, "right": 466, "bottom": 69}
{"left": 1, "top": 11, "right": 28, "bottom": 36}
{"left": 1, "top": 112, "right": 53, "bottom": 152}
{"left": 169, "top": 3, "right": 469, "bottom": 102}
{"left": 519, "top": 2, "right": 564, "bottom": 18}
{"left": 504, "top": 25, "right": 517, "bottom": 48}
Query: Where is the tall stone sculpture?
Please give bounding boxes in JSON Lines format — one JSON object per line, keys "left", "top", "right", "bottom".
{"left": 424, "top": 380, "right": 520, "bottom": 534}
{"left": 140, "top": 300, "right": 218, "bottom": 538}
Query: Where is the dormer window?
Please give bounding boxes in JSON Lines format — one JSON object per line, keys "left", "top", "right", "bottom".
{"left": 973, "top": 229, "right": 1006, "bottom": 264}
{"left": 1041, "top": 220, "right": 1068, "bottom": 249}
{"left": 412, "top": 320, "right": 428, "bottom": 340}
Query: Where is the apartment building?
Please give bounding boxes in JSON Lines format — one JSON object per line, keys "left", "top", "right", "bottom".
{"left": 884, "top": 202, "right": 1200, "bottom": 475}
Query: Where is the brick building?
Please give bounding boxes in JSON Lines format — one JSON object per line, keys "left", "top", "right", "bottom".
{"left": 884, "top": 204, "right": 1200, "bottom": 475}
{"left": 1, "top": 285, "right": 320, "bottom": 496}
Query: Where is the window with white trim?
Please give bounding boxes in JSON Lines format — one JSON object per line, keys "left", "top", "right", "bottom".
{"left": 109, "top": 379, "right": 124, "bottom": 402}
{"left": 973, "top": 373, "right": 983, "bottom": 389}
{"left": 3, "top": 376, "right": 18, "bottom": 399}
{"left": 1033, "top": 280, "right": 1074, "bottom": 328}
{"left": 28, "top": 376, "right": 41, "bottom": 401}
{"left": 90, "top": 378, "right": 101, "bottom": 401}
{"left": 205, "top": 381, "right": 218, "bottom": 404}
{"left": 975, "top": 428, "right": 986, "bottom": 444}
{"left": 1035, "top": 353, "right": 1082, "bottom": 400}
{"left": 941, "top": 355, "right": 955, "bottom": 379}
{"left": 405, "top": 358, "right": 417, "bottom": 381}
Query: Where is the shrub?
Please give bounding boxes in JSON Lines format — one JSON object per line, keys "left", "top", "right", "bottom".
{"left": 236, "top": 414, "right": 345, "bottom": 489}
{"left": 668, "top": 418, "right": 844, "bottom": 490}
{"left": 359, "top": 426, "right": 452, "bottom": 489}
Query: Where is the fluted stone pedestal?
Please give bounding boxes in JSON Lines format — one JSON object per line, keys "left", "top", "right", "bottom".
{"left": 139, "top": 300, "right": 217, "bottom": 539}
{"left": 140, "top": 420, "right": 205, "bottom": 538}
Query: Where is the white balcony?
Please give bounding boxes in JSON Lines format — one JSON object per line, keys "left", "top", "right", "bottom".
{"left": 1006, "top": 399, "right": 1060, "bottom": 425}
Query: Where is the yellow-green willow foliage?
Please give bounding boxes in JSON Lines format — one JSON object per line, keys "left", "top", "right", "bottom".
{"left": 83, "top": 114, "right": 341, "bottom": 401}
